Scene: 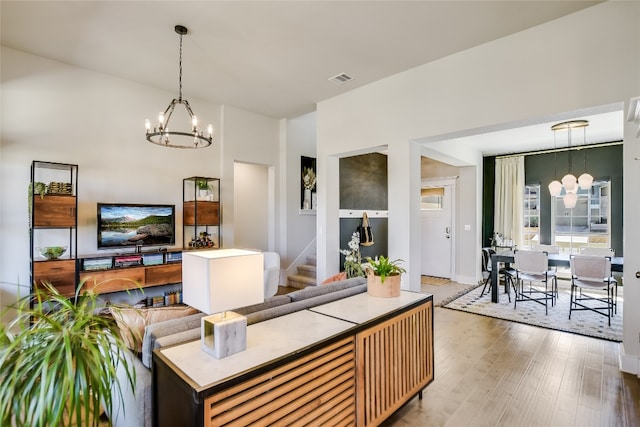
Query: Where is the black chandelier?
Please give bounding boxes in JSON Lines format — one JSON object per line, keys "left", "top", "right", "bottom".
{"left": 145, "top": 25, "right": 213, "bottom": 149}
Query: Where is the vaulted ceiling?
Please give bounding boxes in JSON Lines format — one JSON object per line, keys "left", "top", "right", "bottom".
{"left": 3, "top": 1, "right": 620, "bottom": 154}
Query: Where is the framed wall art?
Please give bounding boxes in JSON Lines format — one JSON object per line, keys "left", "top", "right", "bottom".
{"left": 301, "top": 156, "right": 316, "bottom": 210}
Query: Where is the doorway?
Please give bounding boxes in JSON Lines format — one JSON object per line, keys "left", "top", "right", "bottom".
{"left": 420, "top": 178, "right": 456, "bottom": 278}
{"left": 233, "top": 162, "right": 270, "bottom": 251}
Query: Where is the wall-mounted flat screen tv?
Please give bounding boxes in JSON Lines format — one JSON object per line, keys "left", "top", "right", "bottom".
{"left": 97, "top": 203, "right": 175, "bottom": 249}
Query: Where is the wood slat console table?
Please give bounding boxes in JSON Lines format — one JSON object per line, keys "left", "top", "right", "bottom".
{"left": 153, "top": 291, "right": 434, "bottom": 426}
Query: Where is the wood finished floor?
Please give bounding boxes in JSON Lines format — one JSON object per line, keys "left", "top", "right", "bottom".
{"left": 383, "top": 307, "right": 640, "bottom": 427}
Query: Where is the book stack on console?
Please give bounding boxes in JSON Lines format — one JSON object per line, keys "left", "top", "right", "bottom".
{"left": 82, "top": 257, "right": 113, "bottom": 271}
{"left": 165, "top": 251, "right": 182, "bottom": 263}
{"left": 114, "top": 255, "right": 143, "bottom": 268}
{"left": 144, "top": 290, "right": 183, "bottom": 307}
{"left": 147, "top": 295, "right": 166, "bottom": 308}
{"left": 143, "top": 253, "right": 164, "bottom": 266}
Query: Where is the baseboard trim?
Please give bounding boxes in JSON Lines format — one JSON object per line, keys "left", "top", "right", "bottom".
{"left": 618, "top": 342, "right": 639, "bottom": 375}
{"left": 451, "top": 274, "right": 476, "bottom": 286}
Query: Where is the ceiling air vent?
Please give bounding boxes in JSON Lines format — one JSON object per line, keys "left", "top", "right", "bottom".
{"left": 329, "top": 73, "right": 354, "bottom": 85}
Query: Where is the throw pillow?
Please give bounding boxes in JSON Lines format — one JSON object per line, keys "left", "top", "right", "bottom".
{"left": 110, "top": 305, "right": 199, "bottom": 353}
{"left": 321, "top": 271, "right": 347, "bottom": 284}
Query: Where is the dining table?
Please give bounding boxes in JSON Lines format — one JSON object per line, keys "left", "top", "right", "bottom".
{"left": 489, "top": 250, "right": 624, "bottom": 303}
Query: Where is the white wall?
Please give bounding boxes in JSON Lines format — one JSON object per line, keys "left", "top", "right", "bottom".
{"left": 0, "top": 47, "right": 279, "bottom": 311}
{"left": 316, "top": 1, "right": 640, "bottom": 371}
{"left": 455, "top": 166, "right": 479, "bottom": 284}
{"left": 622, "top": 98, "right": 640, "bottom": 373}
{"left": 283, "top": 113, "right": 317, "bottom": 271}
{"left": 218, "top": 105, "right": 280, "bottom": 249}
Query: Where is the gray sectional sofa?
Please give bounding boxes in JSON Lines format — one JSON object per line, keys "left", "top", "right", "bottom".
{"left": 107, "top": 276, "right": 367, "bottom": 427}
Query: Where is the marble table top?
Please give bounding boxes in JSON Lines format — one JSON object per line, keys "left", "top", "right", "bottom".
{"left": 158, "top": 290, "right": 432, "bottom": 389}
{"left": 309, "top": 290, "right": 429, "bottom": 324}
{"left": 159, "top": 309, "right": 354, "bottom": 389}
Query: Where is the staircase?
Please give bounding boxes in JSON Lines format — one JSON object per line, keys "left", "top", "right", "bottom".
{"left": 287, "top": 255, "right": 317, "bottom": 289}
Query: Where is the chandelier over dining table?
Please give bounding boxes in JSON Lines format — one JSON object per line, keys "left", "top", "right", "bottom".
{"left": 547, "top": 120, "right": 593, "bottom": 209}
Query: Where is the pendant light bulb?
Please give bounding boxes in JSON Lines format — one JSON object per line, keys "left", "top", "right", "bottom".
{"left": 561, "top": 174, "right": 577, "bottom": 193}
{"left": 548, "top": 180, "right": 562, "bottom": 197}
{"left": 578, "top": 173, "right": 593, "bottom": 190}
{"left": 563, "top": 192, "right": 578, "bottom": 209}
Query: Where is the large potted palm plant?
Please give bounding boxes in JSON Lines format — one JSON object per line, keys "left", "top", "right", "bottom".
{"left": 0, "top": 282, "right": 136, "bottom": 426}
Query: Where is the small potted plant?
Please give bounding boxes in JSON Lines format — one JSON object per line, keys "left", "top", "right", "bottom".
{"left": 364, "top": 255, "right": 406, "bottom": 298}
{"left": 196, "top": 179, "right": 211, "bottom": 200}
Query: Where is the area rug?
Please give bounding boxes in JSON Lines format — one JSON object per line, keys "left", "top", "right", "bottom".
{"left": 443, "top": 283, "right": 623, "bottom": 342}
{"left": 421, "top": 275, "right": 451, "bottom": 286}
{"left": 422, "top": 281, "right": 482, "bottom": 307}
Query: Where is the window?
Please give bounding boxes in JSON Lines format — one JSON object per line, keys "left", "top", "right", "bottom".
{"left": 421, "top": 187, "right": 444, "bottom": 210}
{"left": 523, "top": 184, "right": 540, "bottom": 247}
{"left": 551, "top": 180, "right": 610, "bottom": 253}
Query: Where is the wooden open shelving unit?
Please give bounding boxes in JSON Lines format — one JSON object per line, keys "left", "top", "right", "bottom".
{"left": 30, "top": 161, "right": 78, "bottom": 297}
{"left": 183, "top": 176, "right": 221, "bottom": 249}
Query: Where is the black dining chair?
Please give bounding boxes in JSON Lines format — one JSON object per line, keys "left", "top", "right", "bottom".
{"left": 480, "top": 247, "right": 513, "bottom": 302}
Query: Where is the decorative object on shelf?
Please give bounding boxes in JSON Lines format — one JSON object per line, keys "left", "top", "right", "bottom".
{"left": 0, "top": 282, "right": 136, "bottom": 427}
{"left": 29, "top": 181, "right": 47, "bottom": 200}
{"left": 189, "top": 231, "right": 216, "bottom": 248}
{"left": 547, "top": 120, "right": 592, "bottom": 209}
{"left": 490, "top": 232, "right": 513, "bottom": 249}
{"left": 145, "top": 25, "right": 213, "bottom": 149}
{"left": 196, "top": 179, "right": 212, "bottom": 200}
{"left": 300, "top": 156, "right": 316, "bottom": 210}
{"left": 340, "top": 231, "right": 365, "bottom": 278}
{"left": 183, "top": 176, "right": 221, "bottom": 249}
{"left": 364, "top": 255, "right": 405, "bottom": 298}
{"left": 27, "top": 181, "right": 47, "bottom": 227}
{"left": 358, "top": 211, "right": 374, "bottom": 246}
{"left": 37, "top": 246, "right": 68, "bottom": 260}
{"left": 46, "top": 181, "right": 73, "bottom": 195}
{"left": 82, "top": 256, "right": 114, "bottom": 271}
{"left": 182, "top": 249, "right": 264, "bottom": 358}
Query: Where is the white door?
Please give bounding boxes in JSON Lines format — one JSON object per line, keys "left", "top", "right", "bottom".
{"left": 421, "top": 184, "right": 453, "bottom": 278}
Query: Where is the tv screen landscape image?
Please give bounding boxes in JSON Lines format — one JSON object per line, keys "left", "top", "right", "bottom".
{"left": 97, "top": 203, "right": 175, "bottom": 249}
